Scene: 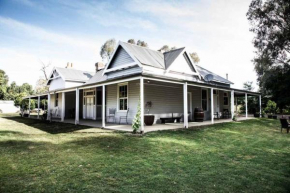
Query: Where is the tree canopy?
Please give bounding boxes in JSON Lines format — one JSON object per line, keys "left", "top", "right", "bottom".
{"left": 247, "top": 0, "right": 290, "bottom": 111}
{"left": 100, "top": 39, "right": 116, "bottom": 63}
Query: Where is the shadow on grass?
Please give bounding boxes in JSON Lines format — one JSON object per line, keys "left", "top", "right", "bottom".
{"left": 1, "top": 115, "right": 95, "bottom": 134}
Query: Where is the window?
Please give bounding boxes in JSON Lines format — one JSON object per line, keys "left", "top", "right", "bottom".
{"left": 118, "top": 83, "right": 128, "bottom": 111}
{"left": 201, "top": 89, "right": 207, "bottom": 111}
{"left": 55, "top": 93, "right": 59, "bottom": 107}
{"left": 224, "top": 92, "right": 229, "bottom": 106}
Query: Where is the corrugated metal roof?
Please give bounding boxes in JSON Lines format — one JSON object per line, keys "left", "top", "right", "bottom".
{"left": 196, "top": 65, "right": 233, "bottom": 84}
{"left": 164, "top": 47, "right": 185, "bottom": 69}
{"left": 121, "top": 42, "right": 164, "bottom": 69}
{"left": 85, "top": 69, "right": 107, "bottom": 84}
{"left": 56, "top": 67, "right": 95, "bottom": 82}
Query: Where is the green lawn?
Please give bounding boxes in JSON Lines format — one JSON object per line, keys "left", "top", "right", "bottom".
{"left": 0, "top": 114, "right": 289, "bottom": 193}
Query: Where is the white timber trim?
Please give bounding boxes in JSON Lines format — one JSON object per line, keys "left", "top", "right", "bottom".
{"left": 75, "top": 88, "right": 79, "bottom": 125}
{"left": 231, "top": 91, "right": 235, "bottom": 119}
{"left": 104, "top": 62, "right": 138, "bottom": 73}
{"left": 140, "top": 77, "right": 144, "bottom": 132}
{"left": 61, "top": 92, "right": 65, "bottom": 122}
{"left": 102, "top": 85, "right": 106, "bottom": 128}
{"left": 245, "top": 93, "right": 248, "bottom": 119}
{"left": 211, "top": 88, "right": 214, "bottom": 124}
{"left": 47, "top": 94, "right": 51, "bottom": 120}
{"left": 37, "top": 96, "right": 40, "bottom": 119}
{"left": 183, "top": 82, "right": 188, "bottom": 128}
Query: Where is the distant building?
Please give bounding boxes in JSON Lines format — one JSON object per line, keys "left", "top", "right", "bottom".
{"left": 0, "top": 100, "right": 20, "bottom": 113}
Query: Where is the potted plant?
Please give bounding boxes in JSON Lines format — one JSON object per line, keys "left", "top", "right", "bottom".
{"left": 144, "top": 101, "right": 154, "bottom": 126}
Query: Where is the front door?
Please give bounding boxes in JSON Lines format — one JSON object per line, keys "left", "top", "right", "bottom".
{"left": 86, "top": 97, "right": 94, "bottom": 119}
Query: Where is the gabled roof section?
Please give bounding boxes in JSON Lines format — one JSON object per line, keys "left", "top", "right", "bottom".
{"left": 102, "top": 41, "right": 142, "bottom": 75}
{"left": 121, "top": 42, "right": 164, "bottom": 69}
{"left": 47, "top": 67, "right": 95, "bottom": 85}
{"left": 165, "top": 49, "right": 201, "bottom": 79}
{"left": 196, "top": 65, "right": 234, "bottom": 84}
{"left": 164, "top": 47, "right": 185, "bottom": 69}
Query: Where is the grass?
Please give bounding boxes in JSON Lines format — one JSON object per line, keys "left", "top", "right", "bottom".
{"left": 0, "top": 114, "right": 289, "bottom": 193}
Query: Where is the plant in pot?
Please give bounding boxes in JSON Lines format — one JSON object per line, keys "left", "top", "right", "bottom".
{"left": 144, "top": 101, "right": 154, "bottom": 126}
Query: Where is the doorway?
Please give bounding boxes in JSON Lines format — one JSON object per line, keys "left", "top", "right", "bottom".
{"left": 86, "top": 97, "right": 94, "bottom": 119}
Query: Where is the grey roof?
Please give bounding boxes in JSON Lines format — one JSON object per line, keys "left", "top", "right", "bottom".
{"left": 85, "top": 69, "right": 107, "bottom": 84}
{"left": 196, "top": 65, "right": 233, "bottom": 84}
{"left": 121, "top": 42, "right": 164, "bottom": 69}
{"left": 164, "top": 47, "right": 185, "bottom": 69}
{"left": 56, "top": 67, "right": 95, "bottom": 82}
{"left": 119, "top": 42, "right": 233, "bottom": 84}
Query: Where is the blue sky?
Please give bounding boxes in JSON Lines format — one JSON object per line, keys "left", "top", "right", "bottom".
{"left": 0, "top": 0, "right": 257, "bottom": 90}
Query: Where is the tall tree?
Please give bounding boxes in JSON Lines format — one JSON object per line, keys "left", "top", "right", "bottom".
{"left": 100, "top": 39, "right": 116, "bottom": 63}
{"left": 247, "top": 0, "right": 290, "bottom": 110}
{"left": 136, "top": 40, "right": 148, "bottom": 47}
{"left": 39, "top": 60, "right": 51, "bottom": 80}
{"left": 35, "top": 78, "right": 49, "bottom": 94}
{"left": 189, "top": 52, "right": 200, "bottom": 64}
{"left": 243, "top": 81, "right": 255, "bottom": 91}
{"left": 127, "top": 39, "right": 136, "bottom": 44}
{"left": 159, "top": 45, "right": 170, "bottom": 52}
{"left": 0, "top": 69, "right": 9, "bottom": 86}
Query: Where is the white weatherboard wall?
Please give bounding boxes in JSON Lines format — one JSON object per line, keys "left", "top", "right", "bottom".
{"left": 106, "top": 81, "right": 214, "bottom": 124}
{"left": 0, "top": 100, "right": 19, "bottom": 113}
{"left": 49, "top": 78, "right": 65, "bottom": 91}
{"left": 106, "top": 80, "right": 140, "bottom": 124}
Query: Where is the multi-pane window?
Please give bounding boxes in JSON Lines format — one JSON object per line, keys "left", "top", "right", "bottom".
{"left": 202, "top": 89, "right": 207, "bottom": 111}
{"left": 118, "top": 84, "right": 128, "bottom": 111}
{"left": 55, "top": 93, "right": 59, "bottom": 107}
{"left": 224, "top": 92, "right": 229, "bottom": 106}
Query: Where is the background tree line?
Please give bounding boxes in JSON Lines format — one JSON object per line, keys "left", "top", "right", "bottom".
{"left": 247, "top": 0, "right": 290, "bottom": 114}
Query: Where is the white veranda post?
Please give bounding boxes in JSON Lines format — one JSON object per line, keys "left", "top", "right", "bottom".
{"left": 211, "top": 88, "right": 214, "bottom": 124}
{"left": 37, "top": 96, "right": 40, "bottom": 119}
{"left": 183, "top": 82, "right": 188, "bottom": 128}
{"left": 140, "top": 77, "right": 144, "bottom": 132}
{"left": 47, "top": 93, "right": 51, "bottom": 120}
{"left": 231, "top": 91, "right": 235, "bottom": 119}
{"left": 245, "top": 93, "right": 248, "bottom": 118}
{"left": 102, "top": 85, "right": 105, "bottom": 128}
{"left": 75, "top": 88, "right": 79, "bottom": 125}
{"left": 259, "top": 95, "right": 262, "bottom": 117}
{"left": 28, "top": 97, "right": 31, "bottom": 118}
{"left": 61, "top": 92, "right": 65, "bottom": 122}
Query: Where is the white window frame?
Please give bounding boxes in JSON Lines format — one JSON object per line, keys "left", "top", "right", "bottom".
{"left": 117, "top": 82, "right": 128, "bottom": 112}
{"left": 223, "top": 92, "right": 229, "bottom": 106}
{"left": 201, "top": 89, "right": 208, "bottom": 111}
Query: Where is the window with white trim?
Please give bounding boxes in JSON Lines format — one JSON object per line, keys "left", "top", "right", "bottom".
{"left": 118, "top": 83, "right": 128, "bottom": 111}
{"left": 201, "top": 89, "right": 208, "bottom": 111}
{"left": 224, "top": 92, "right": 229, "bottom": 106}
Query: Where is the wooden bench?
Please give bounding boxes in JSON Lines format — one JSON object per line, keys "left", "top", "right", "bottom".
{"left": 160, "top": 117, "right": 181, "bottom": 124}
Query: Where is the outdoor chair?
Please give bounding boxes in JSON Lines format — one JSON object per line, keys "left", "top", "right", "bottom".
{"left": 119, "top": 108, "right": 130, "bottom": 124}
{"left": 107, "top": 108, "right": 116, "bottom": 123}
{"left": 222, "top": 109, "right": 231, "bottom": 119}
{"left": 50, "top": 107, "right": 59, "bottom": 122}
{"left": 280, "top": 119, "right": 290, "bottom": 133}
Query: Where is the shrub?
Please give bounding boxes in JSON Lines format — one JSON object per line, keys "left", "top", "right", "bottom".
{"left": 132, "top": 100, "right": 141, "bottom": 133}
{"left": 264, "top": 100, "right": 277, "bottom": 114}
